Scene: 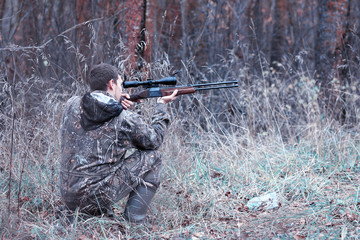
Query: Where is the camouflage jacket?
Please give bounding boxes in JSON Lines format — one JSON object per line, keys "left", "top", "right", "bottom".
{"left": 60, "top": 91, "right": 170, "bottom": 211}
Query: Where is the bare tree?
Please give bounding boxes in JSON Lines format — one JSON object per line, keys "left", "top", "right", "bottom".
{"left": 315, "top": 0, "right": 350, "bottom": 121}
{"left": 270, "top": 0, "right": 289, "bottom": 70}
{"left": 1, "top": 0, "right": 20, "bottom": 43}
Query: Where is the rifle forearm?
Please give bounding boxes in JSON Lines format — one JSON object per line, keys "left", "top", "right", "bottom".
{"left": 129, "top": 87, "right": 196, "bottom": 101}
{"left": 160, "top": 87, "right": 195, "bottom": 96}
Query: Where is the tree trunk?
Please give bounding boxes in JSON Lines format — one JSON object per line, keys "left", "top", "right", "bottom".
{"left": 246, "top": 0, "right": 262, "bottom": 50}
{"left": 270, "top": 0, "right": 288, "bottom": 71}
{"left": 1, "top": 0, "right": 19, "bottom": 43}
{"left": 246, "top": 0, "right": 264, "bottom": 74}
{"left": 315, "top": 0, "right": 350, "bottom": 121}
{"left": 122, "top": 0, "right": 145, "bottom": 71}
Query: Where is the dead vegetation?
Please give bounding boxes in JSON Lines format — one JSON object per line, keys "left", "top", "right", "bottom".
{"left": 1, "top": 3, "right": 360, "bottom": 237}
{"left": 1, "top": 53, "right": 360, "bottom": 239}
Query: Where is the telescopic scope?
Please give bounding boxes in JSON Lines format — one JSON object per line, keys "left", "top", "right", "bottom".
{"left": 123, "top": 76, "right": 177, "bottom": 88}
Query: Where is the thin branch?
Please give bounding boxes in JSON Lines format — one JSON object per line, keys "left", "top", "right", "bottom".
{"left": 7, "top": 113, "right": 15, "bottom": 216}
{"left": 0, "top": 17, "right": 105, "bottom": 52}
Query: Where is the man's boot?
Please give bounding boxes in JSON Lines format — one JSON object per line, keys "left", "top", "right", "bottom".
{"left": 124, "top": 171, "right": 159, "bottom": 224}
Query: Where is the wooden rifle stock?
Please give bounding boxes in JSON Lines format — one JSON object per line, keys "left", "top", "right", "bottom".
{"left": 128, "top": 90, "right": 149, "bottom": 101}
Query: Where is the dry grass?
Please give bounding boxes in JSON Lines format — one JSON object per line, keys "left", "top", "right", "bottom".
{"left": 1, "top": 53, "right": 360, "bottom": 239}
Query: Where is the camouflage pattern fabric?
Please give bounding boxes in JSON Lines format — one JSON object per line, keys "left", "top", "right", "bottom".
{"left": 60, "top": 91, "right": 169, "bottom": 214}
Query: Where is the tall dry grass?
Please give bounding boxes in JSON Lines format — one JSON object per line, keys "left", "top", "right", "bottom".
{"left": 1, "top": 46, "right": 360, "bottom": 239}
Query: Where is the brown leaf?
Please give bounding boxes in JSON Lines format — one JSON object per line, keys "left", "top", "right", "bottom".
{"left": 237, "top": 203, "right": 249, "bottom": 212}
{"left": 294, "top": 235, "right": 306, "bottom": 240}
{"left": 21, "top": 196, "right": 31, "bottom": 202}
{"left": 78, "top": 235, "right": 89, "bottom": 240}
{"left": 40, "top": 211, "right": 48, "bottom": 218}
{"left": 346, "top": 211, "right": 356, "bottom": 222}
{"left": 210, "top": 170, "right": 223, "bottom": 178}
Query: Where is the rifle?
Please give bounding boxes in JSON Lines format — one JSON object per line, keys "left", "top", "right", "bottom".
{"left": 123, "top": 76, "right": 238, "bottom": 101}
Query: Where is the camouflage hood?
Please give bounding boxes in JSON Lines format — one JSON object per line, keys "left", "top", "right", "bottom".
{"left": 80, "top": 91, "right": 123, "bottom": 131}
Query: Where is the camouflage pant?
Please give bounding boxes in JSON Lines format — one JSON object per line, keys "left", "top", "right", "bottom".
{"left": 63, "top": 150, "right": 163, "bottom": 215}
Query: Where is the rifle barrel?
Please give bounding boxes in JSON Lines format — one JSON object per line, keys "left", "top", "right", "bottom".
{"left": 194, "top": 84, "right": 238, "bottom": 91}
{"left": 191, "top": 81, "right": 238, "bottom": 88}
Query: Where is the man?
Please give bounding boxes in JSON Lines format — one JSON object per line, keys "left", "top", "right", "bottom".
{"left": 59, "top": 63, "right": 177, "bottom": 224}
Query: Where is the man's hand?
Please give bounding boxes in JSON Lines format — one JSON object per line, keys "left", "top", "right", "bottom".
{"left": 120, "top": 94, "right": 135, "bottom": 110}
{"left": 157, "top": 90, "right": 178, "bottom": 104}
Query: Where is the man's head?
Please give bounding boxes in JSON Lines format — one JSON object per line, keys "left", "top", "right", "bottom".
{"left": 89, "top": 63, "right": 119, "bottom": 91}
{"left": 89, "top": 63, "right": 123, "bottom": 101}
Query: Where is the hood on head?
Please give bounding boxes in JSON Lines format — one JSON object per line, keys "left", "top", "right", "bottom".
{"left": 80, "top": 91, "right": 123, "bottom": 131}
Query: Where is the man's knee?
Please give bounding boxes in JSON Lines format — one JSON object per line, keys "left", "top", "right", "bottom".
{"left": 143, "top": 167, "right": 162, "bottom": 189}
{"left": 142, "top": 150, "right": 162, "bottom": 167}
{"left": 140, "top": 150, "right": 163, "bottom": 188}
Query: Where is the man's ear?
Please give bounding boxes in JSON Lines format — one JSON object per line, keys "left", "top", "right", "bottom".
{"left": 107, "top": 79, "right": 115, "bottom": 90}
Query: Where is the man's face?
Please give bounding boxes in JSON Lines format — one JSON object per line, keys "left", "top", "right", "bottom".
{"left": 114, "top": 75, "right": 123, "bottom": 101}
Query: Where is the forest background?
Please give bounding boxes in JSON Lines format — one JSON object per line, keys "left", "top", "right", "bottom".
{"left": 1, "top": 0, "right": 360, "bottom": 239}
